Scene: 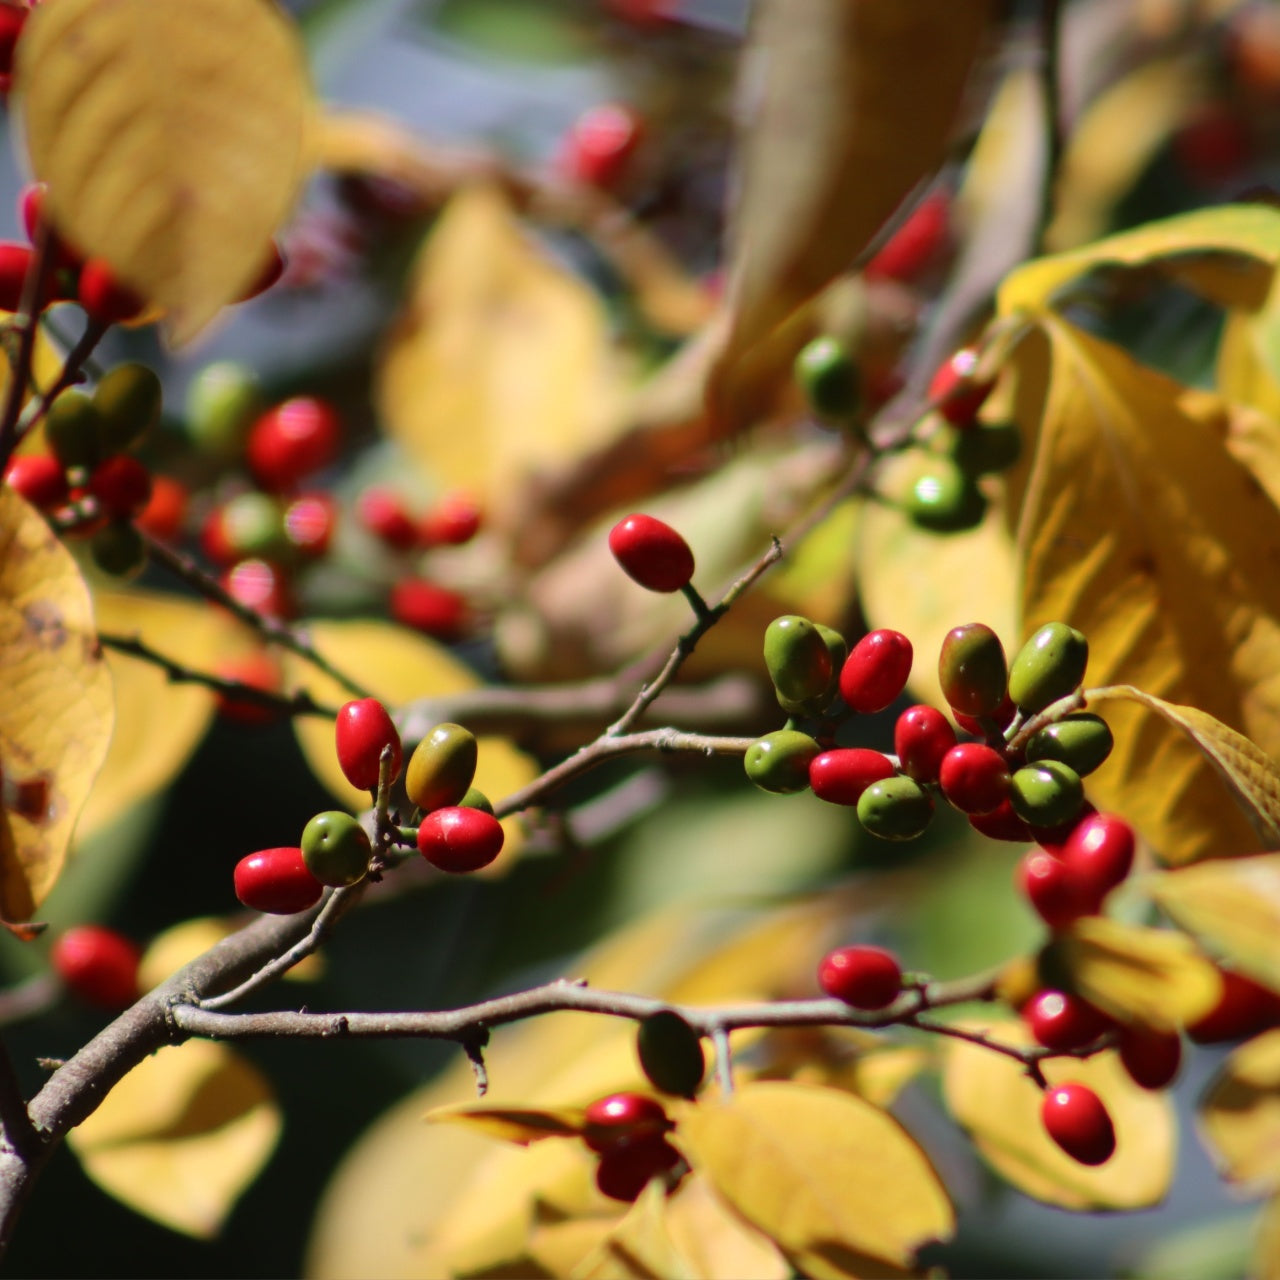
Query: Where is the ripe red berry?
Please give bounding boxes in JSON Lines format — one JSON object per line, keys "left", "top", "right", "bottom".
{"left": 245, "top": 397, "right": 341, "bottom": 492}
{"left": 234, "top": 847, "right": 323, "bottom": 915}
{"left": 968, "top": 798, "right": 1034, "bottom": 843}
{"left": 357, "top": 486, "right": 417, "bottom": 550}
{"left": 1023, "top": 990, "right": 1111, "bottom": 1051}
{"left": 419, "top": 490, "right": 482, "bottom": 547}
{"left": 594, "top": 1135, "right": 682, "bottom": 1203}
{"left": 927, "top": 348, "right": 994, "bottom": 428}
{"left": 335, "top": 698, "right": 402, "bottom": 792}
{"left": 1017, "top": 849, "right": 1088, "bottom": 929}
{"left": 18, "top": 182, "right": 79, "bottom": 272}
{"left": 389, "top": 577, "right": 469, "bottom": 640}
{"left": 1117, "top": 1026, "right": 1182, "bottom": 1090}
{"left": 938, "top": 742, "right": 1010, "bottom": 814}
{"left": 78, "top": 258, "right": 147, "bottom": 326}
{"left": 1041, "top": 1083, "right": 1116, "bottom": 1166}
{"left": 0, "top": 240, "right": 32, "bottom": 311}
{"left": 135, "top": 474, "right": 187, "bottom": 541}
{"left": 559, "top": 103, "right": 644, "bottom": 189}
{"left": 1187, "top": 968, "right": 1280, "bottom": 1044}
{"left": 416, "top": 805, "right": 505, "bottom": 874}
{"left": 817, "top": 944, "right": 903, "bottom": 1010}
{"left": 863, "top": 190, "right": 950, "bottom": 284}
{"left": 51, "top": 925, "right": 140, "bottom": 1009}
{"left": 5, "top": 453, "right": 68, "bottom": 510}
{"left": 0, "top": 4, "right": 28, "bottom": 76}
{"left": 214, "top": 651, "right": 283, "bottom": 726}
{"left": 283, "top": 491, "right": 336, "bottom": 559}
{"left": 222, "top": 557, "right": 294, "bottom": 619}
{"left": 808, "top": 748, "right": 896, "bottom": 806}
{"left": 608, "top": 514, "right": 695, "bottom": 593}
{"left": 894, "top": 704, "right": 957, "bottom": 784}
{"left": 583, "top": 1092, "right": 670, "bottom": 1153}
{"left": 87, "top": 455, "right": 152, "bottom": 519}
{"left": 1060, "top": 813, "right": 1135, "bottom": 907}
{"left": 840, "top": 629, "right": 913, "bottom": 714}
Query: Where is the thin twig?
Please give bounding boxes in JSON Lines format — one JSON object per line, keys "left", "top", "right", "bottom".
{"left": 711, "top": 1025, "right": 734, "bottom": 1097}
{"left": 1038, "top": 0, "right": 1064, "bottom": 253}
{"left": 0, "top": 227, "right": 56, "bottom": 468}
{"left": 0, "top": 1040, "right": 37, "bottom": 1161}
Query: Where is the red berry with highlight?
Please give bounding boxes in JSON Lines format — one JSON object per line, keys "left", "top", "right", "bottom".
{"left": 1188, "top": 969, "right": 1280, "bottom": 1044}
{"left": 863, "top": 190, "right": 950, "bottom": 284}
{"left": 417, "top": 806, "right": 505, "bottom": 874}
{"left": 583, "top": 1092, "right": 669, "bottom": 1153}
{"left": 595, "top": 1135, "right": 682, "bottom": 1203}
{"left": 420, "top": 490, "right": 482, "bottom": 547}
{"left": 939, "top": 742, "right": 1009, "bottom": 814}
{"left": 608, "top": 514, "right": 695, "bottom": 593}
{"left": 817, "top": 944, "right": 902, "bottom": 1010}
{"left": 809, "top": 748, "right": 895, "bottom": 806}
{"left": 390, "top": 577, "right": 469, "bottom": 639}
{"left": 234, "top": 847, "right": 323, "bottom": 915}
{"left": 894, "top": 705, "right": 956, "bottom": 783}
{"left": 5, "top": 454, "right": 67, "bottom": 510}
{"left": 78, "top": 259, "right": 146, "bottom": 326}
{"left": 283, "top": 491, "right": 336, "bottom": 559}
{"left": 335, "top": 698, "right": 402, "bottom": 792}
{"left": 1041, "top": 1083, "right": 1116, "bottom": 1166}
{"left": 51, "top": 925, "right": 140, "bottom": 1009}
{"left": 222, "top": 558, "right": 293, "bottom": 619}
{"left": 928, "top": 348, "right": 994, "bottom": 427}
{"left": 1118, "top": 1027, "right": 1182, "bottom": 1090}
{"left": 88, "top": 455, "right": 152, "bottom": 519}
{"left": 559, "top": 103, "right": 644, "bottom": 189}
{"left": 246, "top": 397, "right": 340, "bottom": 492}
{"left": 1023, "top": 990, "right": 1111, "bottom": 1051}
{"left": 1061, "top": 813, "right": 1135, "bottom": 906}
{"left": 840, "top": 629, "right": 913, "bottom": 714}
{"left": 1018, "top": 849, "right": 1087, "bottom": 929}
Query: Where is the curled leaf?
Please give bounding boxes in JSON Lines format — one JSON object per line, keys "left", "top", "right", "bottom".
{"left": 1198, "top": 1029, "right": 1280, "bottom": 1192}
{"left": 424, "top": 1103, "right": 585, "bottom": 1147}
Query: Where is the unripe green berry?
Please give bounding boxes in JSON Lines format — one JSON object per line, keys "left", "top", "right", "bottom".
{"left": 949, "top": 420, "right": 1022, "bottom": 477}
{"left": 405, "top": 722, "right": 478, "bottom": 813}
{"left": 220, "top": 491, "right": 288, "bottom": 561}
{"left": 764, "top": 615, "right": 833, "bottom": 708}
{"left": 1008, "top": 622, "right": 1089, "bottom": 713}
{"left": 904, "top": 458, "right": 986, "bottom": 533}
{"left": 1024, "top": 713, "right": 1113, "bottom": 777}
{"left": 93, "top": 362, "right": 162, "bottom": 453}
{"left": 743, "top": 729, "right": 821, "bottom": 794}
{"left": 90, "top": 521, "right": 147, "bottom": 578}
{"left": 184, "top": 361, "right": 262, "bottom": 458}
{"left": 459, "top": 785, "right": 494, "bottom": 815}
{"left": 300, "top": 810, "right": 371, "bottom": 887}
{"left": 939, "top": 623, "right": 1008, "bottom": 718}
{"left": 795, "top": 336, "right": 860, "bottom": 421}
{"left": 1009, "top": 760, "right": 1084, "bottom": 828}
{"left": 856, "top": 776, "right": 934, "bottom": 840}
{"left": 45, "top": 389, "right": 102, "bottom": 472}
{"left": 636, "top": 1010, "right": 704, "bottom": 1099}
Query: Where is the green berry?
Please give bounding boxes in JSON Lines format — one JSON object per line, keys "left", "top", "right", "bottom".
{"left": 1008, "top": 622, "right": 1089, "bottom": 713}
{"left": 90, "top": 521, "right": 147, "bottom": 578}
{"left": 1009, "top": 760, "right": 1084, "bottom": 828}
{"left": 743, "top": 729, "right": 821, "bottom": 794}
{"left": 815, "top": 623, "right": 848, "bottom": 703}
{"left": 300, "top": 810, "right": 371, "bottom": 887}
{"left": 938, "top": 623, "right": 1008, "bottom": 718}
{"left": 904, "top": 458, "right": 986, "bottom": 533}
{"left": 949, "top": 420, "right": 1022, "bottom": 477}
{"left": 184, "top": 361, "right": 262, "bottom": 458}
{"left": 636, "top": 1010, "right": 704, "bottom": 1099}
{"left": 93, "top": 362, "right": 162, "bottom": 453}
{"left": 764, "top": 615, "right": 833, "bottom": 708}
{"left": 1024, "top": 713, "right": 1113, "bottom": 777}
{"left": 45, "top": 389, "right": 102, "bottom": 472}
{"left": 856, "top": 776, "right": 934, "bottom": 840}
{"left": 221, "top": 491, "right": 288, "bottom": 560}
{"left": 405, "top": 722, "right": 478, "bottom": 813}
{"left": 795, "top": 336, "right": 860, "bottom": 421}
{"left": 458, "top": 785, "right": 494, "bottom": 815}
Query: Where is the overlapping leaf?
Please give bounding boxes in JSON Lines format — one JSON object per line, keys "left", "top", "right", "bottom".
{"left": 424, "top": 1103, "right": 585, "bottom": 1147}
{"left": 16, "top": 0, "right": 313, "bottom": 343}
{"left": 0, "top": 488, "right": 112, "bottom": 919}
{"left": 1198, "top": 1029, "right": 1280, "bottom": 1191}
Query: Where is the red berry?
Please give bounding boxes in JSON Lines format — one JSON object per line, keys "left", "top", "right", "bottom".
{"left": 605, "top": 0, "right": 678, "bottom": 27}
{"left": 222, "top": 558, "right": 293, "bottom": 619}
{"left": 78, "top": 258, "right": 147, "bottom": 326}
{"left": 1060, "top": 813, "right": 1135, "bottom": 906}
{"left": 389, "top": 577, "right": 469, "bottom": 640}
{"left": 283, "top": 491, "right": 337, "bottom": 559}
{"left": 87, "top": 455, "right": 152, "bottom": 519}
{"left": 839, "top": 629, "right": 913, "bottom": 714}
{"left": 817, "top": 944, "right": 903, "bottom": 1010}
{"left": 595, "top": 1135, "right": 682, "bottom": 1203}
{"left": 559, "top": 103, "right": 644, "bottom": 189}
{"left": 214, "top": 651, "right": 283, "bottom": 726}
{"left": 1188, "top": 969, "right": 1280, "bottom": 1044}
{"left": 1117, "top": 1027, "right": 1182, "bottom": 1090}
{"left": 1023, "top": 990, "right": 1111, "bottom": 1051}
{"left": 0, "top": 240, "right": 32, "bottom": 311}
{"left": 0, "top": 4, "right": 27, "bottom": 76}
{"left": 416, "top": 805, "right": 505, "bottom": 874}
{"left": 135, "top": 474, "right": 187, "bottom": 540}
{"left": 1017, "top": 849, "right": 1088, "bottom": 929}
{"left": 238, "top": 241, "right": 286, "bottom": 302}
{"left": 357, "top": 486, "right": 417, "bottom": 550}
{"left": 1041, "top": 1083, "right": 1116, "bottom": 1166}
{"left": 5, "top": 453, "right": 67, "bottom": 510}
{"left": 969, "top": 799, "right": 1034, "bottom": 843}
{"left": 419, "top": 490, "right": 482, "bottom": 547}
{"left": 583, "top": 1092, "right": 670, "bottom": 1153}
{"left": 1028, "top": 801, "right": 1098, "bottom": 853}
{"left": 808, "top": 748, "right": 896, "bottom": 806}
{"left": 608, "top": 513, "right": 695, "bottom": 593}
{"left": 234, "top": 847, "right": 323, "bottom": 915}
{"left": 245, "top": 397, "right": 341, "bottom": 492}
{"left": 927, "top": 348, "right": 994, "bottom": 428}
{"left": 938, "top": 742, "right": 1010, "bottom": 814}
{"left": 863, "top": 190, "right": 950, "bottom": 284}
{"left": 18, "top": 182, "right": 78, "bottom": 272}
{"left": 1174, "top": 105, "right": 1251, "bottom": 187}
{"left": 50, "top": 925, "right": 140, "bottom": 1009}
{"left": 894, "top": 704, "right": 957, "bottom": 783}
{"left": 953, "top": 692, "right": 1017, "bottom": 737}
{"left": 335, "top": 698, "right": 402, "bottom": 792}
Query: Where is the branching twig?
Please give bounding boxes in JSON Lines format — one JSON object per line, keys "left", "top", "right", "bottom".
{"left": 0, "top": 227, "right": 57, "bottom": 468}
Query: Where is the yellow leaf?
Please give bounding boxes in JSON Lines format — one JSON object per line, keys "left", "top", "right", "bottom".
{"left": 16, "top": 0, "right": 313, "bottom": 344}
{"left": 1217, "top": 299, "right": 1280, "bottom": 421}
{"left": 1148, "top": 854, "right": 1280, "bottom": 988}
{"left": 375, "top": 185, "right": 624, "bottom": 509}
{"left": 1011, "top": 318, "right": 1280, "bottom": 863}
{"left": 573, "top": 1181, "right": 697, "bottom": 1280}
{"left": 426, "top": 1104, "right": 586, "bottom": 1147}
{"left": 710, "top": 0, "right": 994, "bottom": 430}
{"left": 1198, "top": 1028, "right": 1280, "bottom": 1191}
{"left": 1000, "top": 205, "right": 1280, "bottom": 318}
{"left": 674, "top": 1081, "right": 953, "bottom": 1272}
{"left": 942, "top": 1017, "right": 1175, "bottom": 1210}
{"left": 663, "top": 1173, "right": 788, "bottom": 1280}
{"left": 79, "top": 590, "right": 240, "bottom": 840}
{"left": 283, "top": 620, "right": 537, "bottom": 859}
{"left": 67, "top": 1040, "right": 281, "bottom": 1238}
{"left": 136, "top": 914, "right": 323, "bottom": 992}
{"left": 1045, "top": 917, "right": 1223, "bottom": 1030}
{"left": 1258, "top": 1192, "right": 1280, "bottom": 1280}
{"left": 0, "top": 488, "right": 112, "bottom": 919}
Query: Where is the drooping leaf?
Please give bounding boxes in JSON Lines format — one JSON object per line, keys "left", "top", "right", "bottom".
{"left": 1198, "top": 1028, "right": 1280, "bottom": 1191}
{"left": 1216, "top": 284, "right": 1280, "bottom": 421}
{"left": 663, "top": 1173, "right": 789, "bottom": 1280}
{"left": 674, "top": 1081, "right": 954, "bottom": 1274}
{"left": 942, "top": 1016, "right": 1175, "bottom": 1210}
{"left": 1009, "top": 318, "right": 1280, "bottom": 862}
{"left": 709, "top": 0, "right": 994, "bottom": 430}
{"left": 16, "top": 0, "right": 313, "bottom": 344}
{"left": 1147, "top": 854, "right": 1280, "bottom": 988}
{"left": 66, "top": 1040, "right": 282, "bottom": 1238}
{"left": 424, "top": 1104, "right": 586, "bottom": 1147}
{"left": 0, "top": 488, "right": 112, "bottom": 919}
{"left": 573, "top": 1181, "right": 695, "bottom": 1280}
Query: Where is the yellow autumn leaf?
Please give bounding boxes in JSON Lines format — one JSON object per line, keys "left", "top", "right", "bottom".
{"left": 16, "top": 0, "right": 313, "bottom": 344}
{"left": 375, "top": 184, "right": 624, "bottom": 510}
{"left": 674, "top": 1081, "right": 954, "bottom": 1273}
{"left": 425, "top": 1103, "right": 586, "bottom": 1147}
{"left": 1216, "top": 282, "right": 1280, "bottom": 420}
{"left": 573, "top": 1181, "right": 696, "bottom": 1280}
{"left": 1010, "top": 317, "right": 1280, "bottom": 863}
{"left": 942, "top": 1017, "right": 1175, "bottom": 1210}
{"left": 79, "top": 590, "right": 244, "bottom": 840}
{"left": 1148, "top": 853, "right": 1280, "bottom": 990}
{"left": 0, "top": 488, "right": 112, "bottom": 920}
{"left": 710, "top": 0, "right": 994, "bottom": 430}
{"left": 67, "top": 1040, "right": 281, "bottom": 1238}
{"left": 1000, "top": 204, "right": 1280, "bottom": 318}
{"left": 1198, "top": 1028, "right": 1280, "bottom": 1191}
{"left": 136, "top": 915, "right": 322, "bottom": 993}
{"left": 283, "top": 619, "right": 537, "bottom": 859}
{"left": 1259, "top": 1193, "right": 1280, "bottom": 1280}
{"left": 663, "top": 1173, "right": 789, "bottom": 1280}
{"left": 1044, "top": 917, "right": 1223, "bottom": 1030}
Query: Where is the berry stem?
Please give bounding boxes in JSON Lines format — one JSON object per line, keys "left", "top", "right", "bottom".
{"left": 1005, "top": 689, "right": 1086, "bottom": 755}
{"left": 0, "top": 222, "right": 56, "bottom": 470}
{"left": 710, "top": 1024, "right": 735, "bottom": 1097}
